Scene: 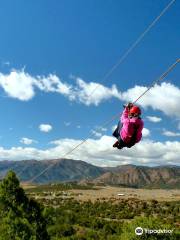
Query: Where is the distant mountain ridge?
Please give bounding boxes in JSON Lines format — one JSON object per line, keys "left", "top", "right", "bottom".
{"left": 0, "top": 159, "right": 179, "bottom": 189}
{"left": 0, "top": 159, "right": 105, "bottom": 184}
{"left": 94, "top": 164, "right": 180, "bottom": 189}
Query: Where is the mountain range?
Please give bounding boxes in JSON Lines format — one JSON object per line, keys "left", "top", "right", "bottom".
{"left": 0, "top": 159, "right": 179, "bottom": 189}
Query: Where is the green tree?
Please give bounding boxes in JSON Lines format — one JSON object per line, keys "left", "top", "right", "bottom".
{"left": 0, "top": 170, "right": 50, "bottom": 240}
{"left": 119, "top": 216, "right": 179, "bottom": 240}
{"left": 48, "top": 223, "right": 75, "bottom": 238}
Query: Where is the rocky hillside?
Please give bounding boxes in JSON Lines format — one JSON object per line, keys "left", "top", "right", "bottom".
{"left": 0, "top": 159, "right": 179, "bottom": 188}
{"left": 94, "top": 165, "right": 180, "bottom": 189}
{"left": 0, "top": 159, "right": 106, "bottom": 184}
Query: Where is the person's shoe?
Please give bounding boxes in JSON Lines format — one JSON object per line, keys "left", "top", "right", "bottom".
{"left": 113, "top": 141, "right": 120, "bottom": 148}
{"left": 117, "top": 144, "right": 123, "bottom": 149}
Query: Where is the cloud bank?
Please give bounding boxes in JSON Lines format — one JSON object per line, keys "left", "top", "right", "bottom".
{"left": 0, "top": 70, "right": 179, "bottom": 118}
{"left": 20, "top": 137, "right": 37, "bottom": 145}
{"left": 0, "top": 136, "right": 179, "bottom": 167}
{"left": 142, "top": 128, "right": 150, "bottom": 137}
{"left": 147, "top": 116, "right": 162, "bottom": 123}
{"left": 162, "top": 130, "right": 180, "bottom": 137}
{"left": 121, "top": 83, "right": 180, "bottom": 118}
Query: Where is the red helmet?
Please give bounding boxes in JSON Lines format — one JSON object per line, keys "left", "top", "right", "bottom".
{"left": 129, "top": 105, "right": 141, "bottom": 115}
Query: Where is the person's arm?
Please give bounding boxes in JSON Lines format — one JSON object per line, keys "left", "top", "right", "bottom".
{"left": 121, "top": 103, "right": 133, "bottom": 123}
{"left": 121, "top": 107, "right": 129, "bottom": 123}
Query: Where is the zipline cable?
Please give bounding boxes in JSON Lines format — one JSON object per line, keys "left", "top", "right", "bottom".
{"left": 85, "top": 0, "right": 176, "bottom": 99}
{"left": 133, "top": 58, "right": 180, "bottom": 104}
{"left": 29, "top": 59, "right": 180, "bottom": 183}
{"left": 26, "top": 0, "right": 177, "bottom": 183}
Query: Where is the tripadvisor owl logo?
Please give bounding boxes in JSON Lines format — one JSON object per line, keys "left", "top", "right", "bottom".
{"left": 135, "top": 227, "right": 173, "bottom": 235}
{"left": 135, "top": 227, "right": 143, "bottom": 235}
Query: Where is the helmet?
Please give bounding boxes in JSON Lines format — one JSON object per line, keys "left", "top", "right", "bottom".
{"left": 129, "top": 105, "right": 141, "bottom": 115}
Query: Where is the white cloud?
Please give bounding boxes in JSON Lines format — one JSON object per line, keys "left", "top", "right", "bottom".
{"left": 0, "top": 70, "right": 120, "bottom": 106}
{"left": 64, "top": 122, "right": 71, "bottom": 127}
{"left": 0, "top": 69, "right": 72, "bottom": 101}
{"left": 20, "top": 137, "right": 37, "bottom": 145}
{"left": 142, "top": 128, "right": 150, "bottom": 137}
{"left": 39, "top": 124, "right": 52, "bottom": 133}
{"left": 162, "top": 130, "right": 180, "bottom": 137}
{"left": 92, "top": 126, "right": 108, "bottom": 136}
{"left": 91, "top": 130, "right": 102, "bottom": 138}
{"left": 44, "top": 137, "right": 180, "bottom": 166}
{"left": 61, "top": 81, "right": 180, "bottom": 118}
{"left": 0, "top": 70, "right": 35, "bottom": 101}
{"left": 147, "top": 116, "right": 162, "bottom": 123}
{"left": 35, "top": 74, "right": 72, "bottom": 95}
{"left": 120, "top": 83, "right": 180, "bottom": 118}
{"left": 100, "top": 127, "right": 107, "bottom": 132}
{"left": 0, "top": 70, "right": 180, "bottom": 119}
{"left": 69, "top": 77, "right": 121, "bottom": 106}
{"left": 0, "top": 136, "right": 179, "bottom": 166}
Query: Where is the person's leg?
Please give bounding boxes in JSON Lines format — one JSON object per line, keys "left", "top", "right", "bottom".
{"left": 113, "top": 141, "right": 118, "bottom": 147}
{"left": 113, "top": 122, "right": 124, "bottom": 148}
{"left": 116, "top": 138, "right": 126, "bottom": 149}
{"left": 113, "top": 136, "right": 126, "bottom": 150}
{"left": 112, "top": 126, "right": 119, "bottom": 139}
{"left": 112, "top": 121, "right": 122, "bottom": 138}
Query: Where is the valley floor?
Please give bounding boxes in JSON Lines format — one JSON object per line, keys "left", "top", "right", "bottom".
{"left": 23, "top": 183, "right": 180, "bottom": 239}
{"left": 70, "top": 186, "right": 180, "bottom": 202}
{"left": 23, "top": 184, "right": 180, "bottom": 202}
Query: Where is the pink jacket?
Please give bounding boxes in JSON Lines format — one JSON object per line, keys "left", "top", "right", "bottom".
{"left": 120, "top": 107, "right": 144, "bottom": 144}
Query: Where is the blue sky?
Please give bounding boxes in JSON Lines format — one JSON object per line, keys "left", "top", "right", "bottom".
{"left": 0, "top": 0, "right": 179, "bottom": 166}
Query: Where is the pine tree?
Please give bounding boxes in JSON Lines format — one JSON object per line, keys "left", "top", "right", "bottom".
{"left": 0, "top": 170, "right": 50, "bottom": 240}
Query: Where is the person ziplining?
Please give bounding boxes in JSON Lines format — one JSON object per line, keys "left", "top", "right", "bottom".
{"left": 112, "top": 103, "right": 144, "bottom": 150}
{"left": 27, "top": 59, "right": 179, "bottom": 184}
{"left": 16, "top": 0, "right": 177, "bottom": 184}
{"left": 112, "top": 58, "right": 180, "bottom": 150}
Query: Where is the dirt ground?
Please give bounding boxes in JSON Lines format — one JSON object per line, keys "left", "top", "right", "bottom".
{"left": 69, "top": 186, "right": 180, "bottom": 202}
